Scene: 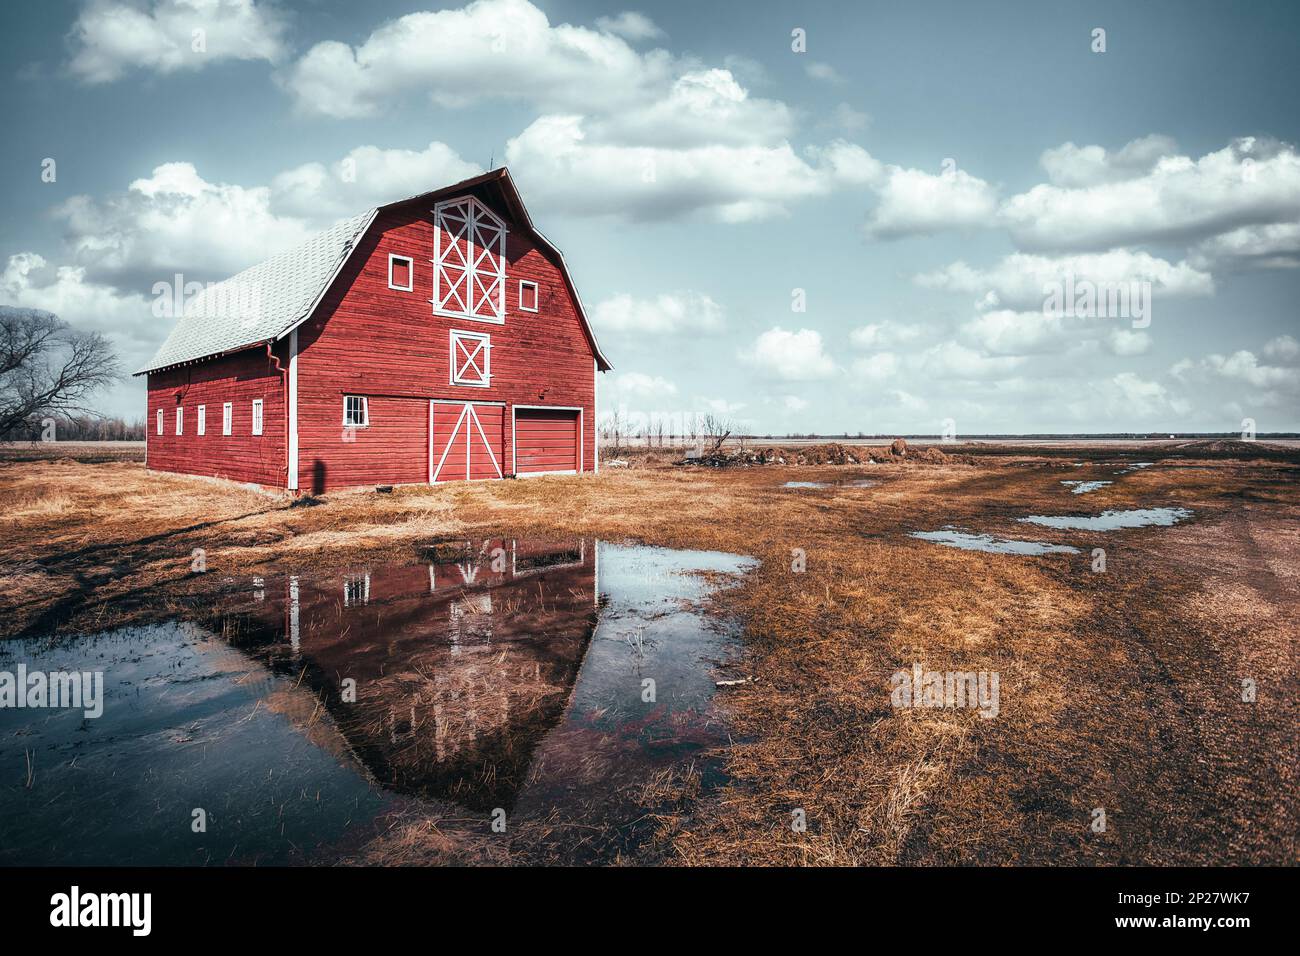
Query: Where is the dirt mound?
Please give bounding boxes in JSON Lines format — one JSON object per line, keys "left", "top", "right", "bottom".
{"left": 916, "top": 446, "right": 948, "bottom": 463}
{"left": 890, "top": 437, "right": 908, "bottom": 457}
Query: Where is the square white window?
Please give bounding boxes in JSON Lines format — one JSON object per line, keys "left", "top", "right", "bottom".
{"left": 222, "top": 402, "right": 233, "bottom": 436}
{"left": 197, "top": 405, "right": 206, "bottom": 436}
{"left": 251, "top": 399, "right": 264, "bottom": 436}
{"left": 450, "top": 330, "right": 491, "bottom": 387}
{"left": 388, "top": 254, "right": 414, "bottom": 292}
{"left": 518, "top": 280, "right": 538, "bottom": 312}
{"left": 175, "top": 407, "right": 183, "bottom": 435}
{"left": 343, "top": 395, "right": 369, "bottom": 428}
{"left": 156, "top": 408, "right": 163, "bottom": 435}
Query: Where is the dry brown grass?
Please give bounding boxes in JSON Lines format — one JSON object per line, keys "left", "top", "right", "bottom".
{"left": 1, "top": 443, "right": 1297, "bottom": 865}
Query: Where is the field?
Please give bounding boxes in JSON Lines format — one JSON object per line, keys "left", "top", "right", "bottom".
{"left": 1, "top": 440, "right": 1296, "bottom": 865}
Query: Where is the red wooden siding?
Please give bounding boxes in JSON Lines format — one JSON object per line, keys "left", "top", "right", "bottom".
{"left": 296, "top": 193, "right": 596, "bottom": 491}
{"left": 515, "top": 408, "right": 579, "bottom": 473}
{"left": 145, "top": 346, "right": 286, "bottom": 486}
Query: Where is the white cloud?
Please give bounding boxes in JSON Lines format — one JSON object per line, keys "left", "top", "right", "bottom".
{"left": 740, "top": 327, "right": 837, "bottom": 381}
{"left": 55, "top": 161, "right": 315, "bottom": 282}
{"left": 505, "top": 115, "right": 866, "bottom": 222}
{"left": 1191, "top": 221, "right": 1300, "bottom": 270}
{"left": 0, "top": 252, "right": 155, "bottom": 371}
{"left": 1105, "top": 329, "right": 1152, "bottom": 356}
{"left": 864, "top": 165, "right": 999, "bottom": 239}
{"left": 1173, "top": 349, "right": 1298, "bottom": 390}
{"left": 916, "top": 250, "right": 1214, "bottom": 310}
{"left": 1001, "top": 137, "right": 1300, "bottom": 252}
{"left": 69, "top": 0, "right": 288, "bottom": 84}
{"left": 591, "top": 291, "right": 724, "bottom": 334}
{"left": 593, "top": 11, "right": 664, "bottom": 41}
{"left": 851, "top": 352, "right": 900, "bottom": 381}
{"left": 805, "top": 62, "right": 842, "bottom": 83}
{"left": 783, "top": 395, "right": 809, "bottom": 411}
{"left": 1263, "top": 334, "right": 1300, "bottom": 362}
{"left": 606, "top": 371, "right": 678, "bottom": 400}
{"left": 281, "top": 0, "right": 676, "bottom": 119}
{"left": 1039, "top": 134, "right": 1178, "bottom": 187}
{"left": 918, "top": 342, "right": 1024, "bottom": 380}
{"left": 829, "top": 102, "right": 870, "bottom": 132}
{"left": 849, "top": 320, "right": 925, "bottom": 349}
{"left": 271, "top": 142, "right": 481, "bottom": 219}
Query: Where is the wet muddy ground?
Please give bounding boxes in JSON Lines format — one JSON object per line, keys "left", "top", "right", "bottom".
{"left": 1, "top": 440, "right": 1296, "bottom": 865}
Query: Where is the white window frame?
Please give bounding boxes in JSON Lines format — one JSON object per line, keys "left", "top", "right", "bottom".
{"left": 175, "top": 407, "right": 183, "bottom": 436}
{"left": 343, "top": 395, "right": 369, "bottom": 428}
{"left": 251, "top": 399, "right": 264, "bottom": 436}
{"left": 156, "top": 409, "right": 163, "bottom": 435}
{"left": 388, "top": 253, "right": 414, "bottom": 292}
{"left": 430, "top": 196, "right": 507, "bottom": 325}
{"left": 197, "top": 405, "right": 206, "bottom": 436}
{"left": 518, "top": 280, "right": 539, "bottom": 313}
{"left": 222, "top": 402, "right": 233, "bottom": 436}
{"left": 449, "top": 329, "right": 491, "bottom": 388}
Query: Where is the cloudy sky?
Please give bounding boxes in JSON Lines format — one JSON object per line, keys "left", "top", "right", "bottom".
{"left": 2, "top": 0, "right": 1297, "bottom": 434}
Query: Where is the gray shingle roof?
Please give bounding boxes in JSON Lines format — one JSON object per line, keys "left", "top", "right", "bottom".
{"left": 136, "top": 210, "right": 375, "bottom": 374}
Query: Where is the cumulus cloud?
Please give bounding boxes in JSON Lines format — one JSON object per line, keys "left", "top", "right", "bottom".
{"left": 740, "top": 327, "right": 836, "bottom": 381}
{"left": 1000, "top": 137, "right": 1300, "bottom": 252}
{"left": 505, "top": 116, "right": 871, "bottom": 222}
{"left": 849, "top": 320, "right": 926, "bottom": 349}
{"left": 69, "top": 0, "right": 288, "bottom": 83}
{"left": 1039, "top": 134, "right": 1178, "bottom": 187}
{"left": 805, "top": 62, "right": 843, "bottom": 83}
{"left": 916, "top": 250, "right": 1215, "bottom": 310}
{"left": 591, "top": 291, "right": 724, "bottom": 334}
{"left": 281, "top": 0, "right": 675, "bottom": 119}
{"left": 605, "top": 371, "right": 678, "bottom": 400}
{"left": 864, "top": 165, "right": 999, "bottom": 239}
{"left": 1191, "top": 221, "right": 1300, "bottom": 270}
{"left": 593, "top": 11, "right": 664, "bottom": 41}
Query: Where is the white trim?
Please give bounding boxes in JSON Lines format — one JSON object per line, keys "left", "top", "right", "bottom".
{"left": 469, "top": 404, "right": 503, "bottom": 478}
{"left": 430, "top": 402, "right": 503, "bottom": 482}
{"left": 222, "top": 402, "right": 233, "bottom": 436}
{"left": 343, "top": 394, "right": 369, "bottom": 428}
{"left": 175, "top": 406, "right": 183, "bottom": 436}
{"left": 197, "top": 404, "right": 206, "bottom": 436}
{"left": 387, "top": 253, "right": 414, "bottom": 292}
{"left": 430, "top": 403, "right": 469, "bottom": 481}
{"left": 593, "top": 358, "right": 599, "bottom": 474}
{"left": 156, "top": 408, "right": 163, "bottom": 436}
{"left": 251, "top": 398, "right": 264, "bottom": 436}
{"left": 287, "top": 329, "right": 299, "bottom": 491}
{"left": 449, "top": 329, "right": 491, "bottom": 387}
{"left": 511, "top": 404, "right": 583, "bottom": 477}
{"left": 518, "top": 280, "right": 539, "bottom": 313}
{"left": 432, "top": 196, "right": 508, "bottom": 324}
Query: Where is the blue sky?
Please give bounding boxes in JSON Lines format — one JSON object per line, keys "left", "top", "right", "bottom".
{"left": 2, "top": 0, "right": 1297, "bottom": 434}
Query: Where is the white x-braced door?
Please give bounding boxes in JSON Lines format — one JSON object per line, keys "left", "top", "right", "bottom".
{"left": 433, "top": 197, "right": 507, "bottom": 323}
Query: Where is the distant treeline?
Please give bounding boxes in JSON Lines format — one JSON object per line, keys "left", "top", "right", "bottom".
{"left": 0, "top": 414, "right": 145, "bottom": 441}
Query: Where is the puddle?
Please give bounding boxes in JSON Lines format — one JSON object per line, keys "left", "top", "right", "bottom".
{"left": 0, "top": 539, "right": 756, "bottom": 865}
{"left": 909, "top": 529, "right": 1080, "bottom": 555}
{"left": 1114, "top": 461, "right": 1155, "bottom": 475}
{"left": 1061, "top": 480, "right": 1113, "bottom": 494}
{"left": 1017, "top": 507, "right": 1192, "bottom": 531}
{"left": 783, "top": 479, "right": 877, "bottom": 489}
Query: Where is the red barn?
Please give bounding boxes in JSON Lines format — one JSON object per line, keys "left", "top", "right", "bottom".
{"left": 136, "top": 168, "right": 611, "bottom": 493}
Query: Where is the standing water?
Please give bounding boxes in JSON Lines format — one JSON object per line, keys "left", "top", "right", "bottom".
{"left": 0, "top": 539, "right": 755, "bottom": 865}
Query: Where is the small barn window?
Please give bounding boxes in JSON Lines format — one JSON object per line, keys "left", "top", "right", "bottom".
{"left": 343, "top": 395, "right": 369, "bottom": 428}
{"left": 450, "top": 330, "right": 491, "bottom": 387}
{"left": 222, "top": 402, "right": 233, "bottom": 436}
{"left": 388, "top": 254, "right": 414, "bottom": 292}
{"left": 432, "top": 196, "right": 507, "bottom": 324}
{"left": 518, "top": 280, "right": 538, "bottom": 312}
{"left": 175, "top": 407, "right": 183, "bottom": 435}
{"left": 251, "top": 399, "right": 264, "bottom": 436}
{"left": 156, "top": 409, "right": 163, "bottom": 435}
{"left": 197, "top": 405, "right": 206, "bottom": 436}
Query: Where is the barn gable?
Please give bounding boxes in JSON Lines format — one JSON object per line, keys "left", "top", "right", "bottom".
{"left": 137, "top": 168, "right": 611, "bottom": 376}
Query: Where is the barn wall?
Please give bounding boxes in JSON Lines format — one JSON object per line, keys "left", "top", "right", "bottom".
{"left": 295, "top": 199, "right": 598, "bottom": 492}
{"left": 145, "top": 346, "right": 287, "bottom": 487}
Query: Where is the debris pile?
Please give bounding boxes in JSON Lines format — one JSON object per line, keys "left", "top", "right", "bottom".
{"left": 680, "top": 439, "right": 950, "bottom": 468}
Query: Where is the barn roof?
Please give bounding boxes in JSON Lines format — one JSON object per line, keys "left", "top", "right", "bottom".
{"left": 135, "top": 168, "right": 611, "bottom": 375}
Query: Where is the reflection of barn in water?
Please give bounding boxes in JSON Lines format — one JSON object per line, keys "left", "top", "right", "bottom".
{"left": 224, "top": 539, "right": 597, "bottom": 811}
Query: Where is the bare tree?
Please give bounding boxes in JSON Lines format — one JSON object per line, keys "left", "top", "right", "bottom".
{"left": 699, "top": 414, "right": 733, "bottom": 455}
{"left": 1, "top": 307, "right": 120, "bottom": 437}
